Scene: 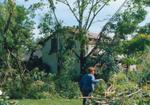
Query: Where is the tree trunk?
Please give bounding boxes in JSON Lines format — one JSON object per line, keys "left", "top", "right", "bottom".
{"left": 80, "top": 42, "right": 86, "bottom": 74}
{"left": 80, "top": 55, "right": 85, "bottom": 74}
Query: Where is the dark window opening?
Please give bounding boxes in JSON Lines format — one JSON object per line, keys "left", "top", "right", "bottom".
{"left": 49, "top": 37, "right": 58, "bottom": 54}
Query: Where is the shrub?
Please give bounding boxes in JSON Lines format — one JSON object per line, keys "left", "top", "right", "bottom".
{"left": 26, "top": 80, "right": 55, "bottom": 99}
{"left": 3, "top": 68, "right": 57, "bottom": 99}
{"left": 55, "top": 52, "right": 81, "bottom": 99}
{"left": 93, "top": 79, "right": 107, "bottom": 96}
{"left": 5, "top": 75, "right": 26, "bottom": 99}
{"left": 0, "top": 90, "right": 18, "bottom": 105}
{"left": 25, "top": 69, "right": 57, "bottom": 99}
{"left": 55, "top": 77, "right": 80, "bottom": 99}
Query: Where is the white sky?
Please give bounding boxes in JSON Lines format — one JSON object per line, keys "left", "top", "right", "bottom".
{"left": 1, "top": 0, "right": 150, "bottom": 39}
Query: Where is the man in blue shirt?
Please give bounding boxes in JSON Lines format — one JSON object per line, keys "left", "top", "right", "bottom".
{"left": 79, "top": 67, "right": 100, "bottom": 105}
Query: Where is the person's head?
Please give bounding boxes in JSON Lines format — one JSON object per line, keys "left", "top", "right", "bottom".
{"left": 88, "top": 67, "right": 96, "bottom": 74}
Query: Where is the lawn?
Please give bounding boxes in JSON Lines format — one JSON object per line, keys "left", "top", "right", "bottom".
{"left": 16, "top": 98, "right": 82, "bottom": 105}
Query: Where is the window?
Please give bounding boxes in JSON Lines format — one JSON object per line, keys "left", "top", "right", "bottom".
{"left": 49, "top": 37, "right": 58, "bottom": 54}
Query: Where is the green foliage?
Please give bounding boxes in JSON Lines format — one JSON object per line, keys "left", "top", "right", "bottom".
{"left": 108, "top": 71, "right": 149, "bottom": 105}
{"left": 26, "top": 80, "right": 53, "bottom": 99}
{"left": 93, "top": 53, "right": 150, "bottom": 105}
{"left": 138, "top": 23, "right": 150, "bottom": 34}
{"left": 0, "top": 0, "right": 35, "bottom": 69}
{"left": 0, "top": 90, "right": 18, "bottom": 105}
{"left": 108, "top": 52, "right": 150, "bottom": 104}
{"left": 89, "top": 39, "right": 148, "bottom": 104}
{"left": 5, "top": 75, "right": 26, "bottom": 99}
{"left": 110, "top": 72, "right": 137, "bottom": 91}
{"left": 122, "top": 57, "right": 137, "bottom": 65}
{"left": 38, "top": 12, "right": 55, "bottom": 35}
{"left": 111, "top": 7, "right": 146, "bottom": 39}
{"left": 133, "top": 0, "right": 150, "bottom": 6}
{"left": 96, "top": 49, "right": 117, "bottom": 82}
{"left": 3, "top": 68, "right": 57, "bottom": 99}
{"left": 55, "top": 52, "right": 80, "bottom": 98}
{"left": 138, "top": 48, "right": 150, "bottom": 85}
{"left": 122, "top": 34, "right": 150, "bottom": 55}
{"left": 1, "top": 0, "right": 150, "bottom": 102}
{"left": 93, "top": 80, "right": 107, "bottom": 96}
{"left": 55, "top": 78, "right": 80, "bottom": 99}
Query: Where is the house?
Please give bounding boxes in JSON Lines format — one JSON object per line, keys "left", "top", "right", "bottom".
{"left": 24, "top": 28, "right": 136, "bottom": 73}
{"left": 36, "top": 27, "right": 99, "bottom": 73}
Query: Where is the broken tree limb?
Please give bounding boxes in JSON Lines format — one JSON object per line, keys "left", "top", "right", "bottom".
{"left": 126, "top": 89, "right": 142, "bottom": 97}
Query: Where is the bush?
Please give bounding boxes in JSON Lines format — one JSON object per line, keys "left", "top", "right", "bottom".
{"left": 110, "top": 72, "right": 138, "bottom": 91}
{"left": 93, "top": 80, "right": 107, "bottom": 96}
{"left": 5, "top": 75, "right": 26, "bottom": 99}
{"left": 25, "top": 69, "right": 57, "bottom": 99}
{"left": 55, "top": 77, "right": 80, "bottom": 98}
{"left": 55, "top": 52, "right": 81, "bottom": 99}
{"left": 2, "top": 65, "right": 81, "bottom": 99}
{"left": 26, "top": 80, "right": 55, "bottom": 99}
{"left": 3, "top": 68, "right": 57, "bottom": 99}
{"left": 0, "top": 90, "right": 18, "bottom": 105}
{"left": 138, "top": 48, "right": 150, "bottom": 84}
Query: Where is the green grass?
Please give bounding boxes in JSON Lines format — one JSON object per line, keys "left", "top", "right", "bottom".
{"left": 16, "top": 98, "right": 82, "bottom": 105}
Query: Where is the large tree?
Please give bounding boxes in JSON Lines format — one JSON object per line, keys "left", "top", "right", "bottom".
{"left": 38, "top": 0, "right": 150, "bottom": 75}
{"left": 47, "top": 0, "right": 128, "bottom": 74}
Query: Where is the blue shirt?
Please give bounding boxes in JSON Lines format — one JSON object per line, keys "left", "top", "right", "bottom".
{"left": 79, "top": 73, "right": 99, "bottom": 93}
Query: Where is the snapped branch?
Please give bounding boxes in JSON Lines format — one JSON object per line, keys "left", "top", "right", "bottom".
{"left": 85, "top": 0, "right": 128, "bottom": 59}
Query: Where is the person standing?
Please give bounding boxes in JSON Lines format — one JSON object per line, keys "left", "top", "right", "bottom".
{"left": 79, "top": 67, "right": 100, "bottom": 105}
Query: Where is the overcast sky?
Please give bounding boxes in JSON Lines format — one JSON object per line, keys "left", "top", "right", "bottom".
{"left": 1, "top": 0, "right": 150, "bottom": 39}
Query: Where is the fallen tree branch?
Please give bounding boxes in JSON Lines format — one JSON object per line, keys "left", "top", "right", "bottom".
{"left": 79, "top": 96, "right": 106, "bottom": 100}
{"left": 126, "top": 89, "right": 142, "bottom": 97}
